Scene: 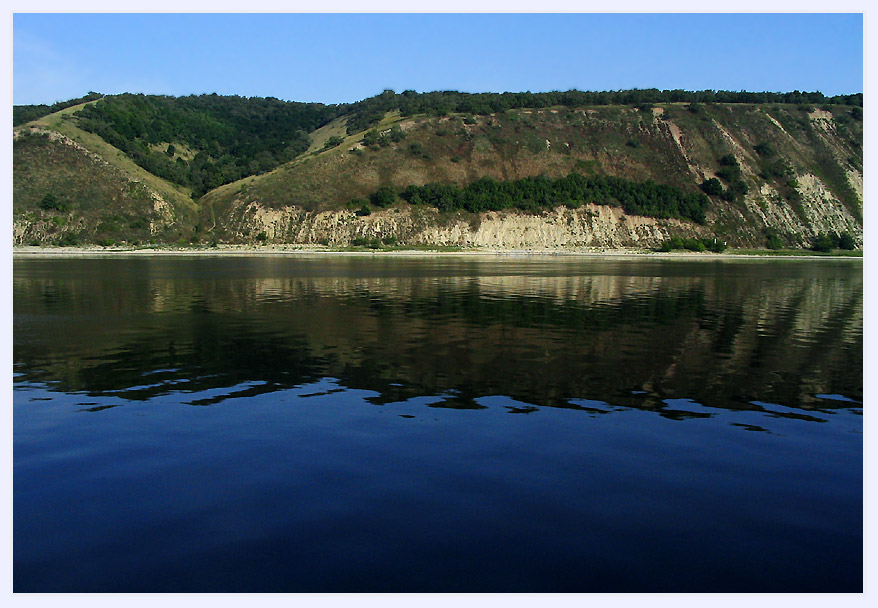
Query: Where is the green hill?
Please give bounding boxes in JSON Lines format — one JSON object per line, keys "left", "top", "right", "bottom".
{"left": 13, "top": 90, "right": 863, "bottom": 250}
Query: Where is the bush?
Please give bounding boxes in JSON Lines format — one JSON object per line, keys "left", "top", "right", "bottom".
{"left": 363, "top": 130, "right": 379, "bottom": 146}
{"left": 58, "top": 233, "right": 80, "bottom": 247}
{"left": 700, "top": 178, "right": 724, "bottom": 196}
{"left": 659, "top": 236, "right": 723, "bottom": 252}
{"left": 766, "top": 234, "right": 784, "bottom": 250}
{"left": 719, "top": 154, "right": 739, "bottom": 167}
{"left": 754, "top": 142, "right": 775, "bottom": 157}
{"left": 716, "top": 165, "right": 741, "bottom": 183}
{"left": 838, "top": 232, "right": 856, "bottom": 250}
{"left": 351, "top": 236, "right": 382, "bottom": 248}
{"left": 370, "top": 185, "right": 397, "bottom": 208}
{"left": 256, "top": 231, "right": 268, "bottom": 243}
{"left": 39, "top": 192, "right": 68, "bottom": 212}
{"left": 811, "top": 232, "right": 839, "bottom": 252}
{"left": 323, "top": 135, "right": 345, "bottom": 150}
{"left": 389, "top": 125, "right": 406, "bottom": 143}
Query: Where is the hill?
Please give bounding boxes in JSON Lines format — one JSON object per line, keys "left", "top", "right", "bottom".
{"left": 13, "top": 90, "right": 863, "bottom": 250}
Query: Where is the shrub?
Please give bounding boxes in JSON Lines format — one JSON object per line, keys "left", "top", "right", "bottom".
{"left": 838, "top": 232, "right": 856, "bottom": 250}
{"left": 811, "top": 232, "right": 839, "bottom": 252}
{"left": 363, "top": 130, "right": 379, "bottom": 146}
{"left": 370, "top": 185, "right": 397, "bottom": 208}
{"left": 700, "top": 178, "right": 724, "bottom": 196}
{"left": 39, "top": 192, "right": 68, "bottom": 212}
{"left": 323, "top": 135, "right": 345, "bottom": 150}
{"left": 766, "top": 234, "right": 784, "bottom": 250}
{"left": 719, "top": 154, "right": 739, "bottom": 167}
{"left": 660, "top": 236, "right": 723, "bottom": 252}
{"left": 389, "top": 125, "right": 406, "bottom": 142}
{"left": 58, "top": 233, "right": 80, "bottom": 247}
{"left": 716, "top": 165, "right": 741, "bottom": 183}
{"left": 754, "top": 142, "right": 775, "bottom": 157}
{"left": 256, "top": 231, "right": 268, "bottom": 243}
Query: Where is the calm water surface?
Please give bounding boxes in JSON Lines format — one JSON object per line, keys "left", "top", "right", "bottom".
{"left": 13, "top": 255, "right": 862, "bottom": 592}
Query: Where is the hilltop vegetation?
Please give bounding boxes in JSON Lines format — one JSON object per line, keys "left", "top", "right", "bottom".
{"left": 73, "top": 94, "right": 337, "bottom": 197}
{"left": 342, "top": 88, "right": 862, "bottom": 134}
{"left": 17, "top": 88, "right": 862, "bottom": 199}
{"left": 12, "top": 91, "right": 103, "bottom": 126}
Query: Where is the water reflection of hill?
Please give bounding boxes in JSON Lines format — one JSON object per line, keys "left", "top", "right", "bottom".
{"left": 13, "top": 257, "right": 862, "bottom": 416}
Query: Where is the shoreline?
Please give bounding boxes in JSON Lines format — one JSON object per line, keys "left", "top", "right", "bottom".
{"left": 11, "top": 245, "right": 862, "bottom": 260}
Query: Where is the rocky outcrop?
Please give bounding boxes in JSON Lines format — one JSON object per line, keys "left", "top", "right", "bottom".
{"left": 222, "top": 201, "right": 708, "bottom": 249}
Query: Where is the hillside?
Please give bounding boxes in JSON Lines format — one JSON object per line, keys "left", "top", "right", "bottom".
{"left": 13, "top": 90, "right": 863, "bottom": 250}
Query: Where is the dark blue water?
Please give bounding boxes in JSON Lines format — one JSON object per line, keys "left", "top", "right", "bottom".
{"left": 13, "top": 255, "right": 862, "bottom": 592}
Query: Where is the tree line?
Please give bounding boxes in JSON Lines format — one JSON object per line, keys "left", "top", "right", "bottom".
{"left": 13, "top": 91, "right": 103, "bottom": 126}
{"left": 357, "top": 173, "right": 709, "bottom": 224}
{"left": 342, "top": 88, "right": 863, "bottom": 134}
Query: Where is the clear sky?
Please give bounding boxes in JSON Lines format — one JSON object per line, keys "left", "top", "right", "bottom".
{"left": 13, "top": 12, "right": 864, "bottom": 106}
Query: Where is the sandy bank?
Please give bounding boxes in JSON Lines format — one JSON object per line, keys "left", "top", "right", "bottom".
{"left": 11, "top": 245, "right": 861, "bottom": 261}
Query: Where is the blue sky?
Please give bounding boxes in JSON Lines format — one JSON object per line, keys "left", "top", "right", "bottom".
{"left": 13, "top": 13, "right": 863, "bottom": 106}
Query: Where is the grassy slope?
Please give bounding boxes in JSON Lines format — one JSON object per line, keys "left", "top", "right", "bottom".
{"left": 13, "top": 104, "right": 198, "bottom": 243}
{"left": 199, "top": 102, "right": 862, "bottom": 246}
{"left": 14, "top": 100, "right": 862, "bottom": 247}
{"left": 27, "top": 102, "right": 197, "bottom": 215}
{"left": 14, "top": 102, "right": 200, "bottom": 244}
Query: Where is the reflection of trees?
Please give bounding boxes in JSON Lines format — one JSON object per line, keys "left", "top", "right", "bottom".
{"left": 13, "top": 258, "right": 862, "bottom": 414}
